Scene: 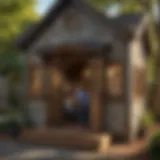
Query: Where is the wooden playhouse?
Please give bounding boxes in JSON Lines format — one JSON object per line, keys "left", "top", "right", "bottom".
{"left": 15, "top": 0, "right": 149, "bottom": 151}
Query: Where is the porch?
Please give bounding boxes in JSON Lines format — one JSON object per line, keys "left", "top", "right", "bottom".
{"left": 19, "top": 127, "right": 111, "bottom": 152}
{"left": 24, "top": 42, "right": 129, "bottom": 151}
{"left": 19, "top": 127, "right": 147, "bottom": 157}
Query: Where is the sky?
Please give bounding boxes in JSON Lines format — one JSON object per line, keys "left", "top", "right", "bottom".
{"left": 36, "top": 0, "right": 56, "bottom": 15}
{"left": 36, "top": 0, "right": 159, "bottom": 20}
{"left": 36, "top": 0, "right": 120, "bottom": 17}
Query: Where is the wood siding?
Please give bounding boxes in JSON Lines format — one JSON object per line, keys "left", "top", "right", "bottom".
{"left": 128, "top": 38, "right": 147, "bottom": 141}
{"left": 29, "top": 6, "right": 124, "bottom": 61}
{"left": 103, "top": 62, "right": 126, "bottom": 136}
{"left": 89, "top": 57, "right": 104, "bottom": 131}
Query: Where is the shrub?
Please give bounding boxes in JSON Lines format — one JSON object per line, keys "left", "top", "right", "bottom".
{"left": 0, "top": 108, "right": 25, "bottom": 132}
{"left": 141, "top": 110, "right": 155, "bottom": 128}
{"left": 147, "top": 131, "right": 160, "bottom": 160}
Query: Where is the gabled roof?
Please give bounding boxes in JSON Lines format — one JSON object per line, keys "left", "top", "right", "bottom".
{"left": 15, "top": 0, "right": 117, "bottom": 50}
{"left": 15, "top": 0, "right": 148, "bottom": 51}
{"left": 111, "top": 13, "right": 145, "bottom": 32}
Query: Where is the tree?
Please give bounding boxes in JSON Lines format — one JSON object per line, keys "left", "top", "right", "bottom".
{"left": 87, "top": 0, "right": 117, "bottom": 11}
{"left": 143, "top": 0, "right": 160, "bottom": 114}
{"left": 0, "top": 0, "right": 39, "bottom": 54}
{"left": 0, "top": 0, "right": 39, "bottom": 109}
{"left": 87, "top": 0, "right": 142, "bottom": 13}
{"left": 0, "top": 0, "right": 39, "bottom": 81}
{"left": 87, "top": 0, "right": 160, "bottom": 112}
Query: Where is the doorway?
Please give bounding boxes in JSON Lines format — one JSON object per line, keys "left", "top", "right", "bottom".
{"left": 41, "top": 46, "right": 104, "bottom": 132}
{"left": 61, "top": 58, "right": 90, "bottom": 128}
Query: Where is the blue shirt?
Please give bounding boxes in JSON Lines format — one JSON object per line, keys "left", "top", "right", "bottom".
{"left": 75, "top": 88, "right": 89, "bottom": 109}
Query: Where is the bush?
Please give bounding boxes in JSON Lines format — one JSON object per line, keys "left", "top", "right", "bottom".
{"left": 0, "top": 107, "right": 35, "bottom": 133}
{"left": 147, "top": 131, "right": 160, "bottom": 160}
{"left": 141, "top": 110, "right": 155, "bottom": 128}
{"left": 0, "top": 108, "right": 25, "bottom": 132}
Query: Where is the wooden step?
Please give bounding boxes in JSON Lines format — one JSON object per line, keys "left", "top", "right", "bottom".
{"left": 19, "top": 128, "right": 111, "bottom": 152}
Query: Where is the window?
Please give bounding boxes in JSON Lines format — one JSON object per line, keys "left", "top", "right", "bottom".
{"left": 105, "top": 64, "right": 123, "bottom": 97}
{"left": 51, "top": 68, "right": 63, "bottom": 89}
{"left": 29, "top": 65, "right": 43, "bottom": 97}
{"left": 133, "top": 68, "right": 146, "bottom": 98}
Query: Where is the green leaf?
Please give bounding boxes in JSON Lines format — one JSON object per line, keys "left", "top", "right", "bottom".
{"left": 0, "top": 0, "right": 39, "bottom": 53}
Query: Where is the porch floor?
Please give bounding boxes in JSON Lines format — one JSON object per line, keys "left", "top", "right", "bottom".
{"left": 19, "top": 127, "right": 111, "bottom": 152}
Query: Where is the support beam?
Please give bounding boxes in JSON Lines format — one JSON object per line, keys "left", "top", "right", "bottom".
{"left": 43, "top": 64, "right": 64, "bottom": 126}
{"left": 89, "top": 57, "right": 104, "bottom": 132}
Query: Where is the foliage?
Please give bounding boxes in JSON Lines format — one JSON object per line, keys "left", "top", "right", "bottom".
{"left": 0, "top": 107, "right": 33, "bottom": 137}
{"left": 0, "top": 53, "right": 24, "bottom": 108}
{"left": 0, "top": 0, "right": 39, "bottom": 53}
{"left": 0, "top": 0, "right": 37, "bottom": 108}
{"left": 0, "top": 0, "right": 38, "bottom": 104}
{"left": 0, "top": 108, "right": 24, "bottom": 124}
{"left": 0, "top": 53, "right": 24, "bottom": 76}
{"left": 0, "top": 108, "right": 18, "bottom": 114}
{"left": 141, "top": 110, "right": 155, "bottom": 127}
{"left": 0, "top": 107, "right": 33, "bottom": 131}
{"left": 8, "top": 85, "right": 20, "bottom": 107}
{"left": 0, "top": 108, "right": 25, "bottom": 131}
{"left": 87, "top": 0, "right": 144, "bottom": 13}
{"left": 87, "top": 0, "right": 117, "bottom": 11}
{"left": 120, "top": 0, "right": 143, "bottom": 13}
{"left": 147, "top": 131, "right": 160, "bottom": 160}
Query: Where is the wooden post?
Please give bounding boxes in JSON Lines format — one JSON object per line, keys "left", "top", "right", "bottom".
{"left": 42, "top": 64, "right": 51, "bottom": 126}
{"left": 89, "top": 55, "right": 104, "bottom": 132}
{"left": 50, "top": 66, "right": 64, "bottom": 125}
{"left": 125, "top": 43, "right": 133, "bottom": 142}
{"left": 43, "top": 63, "right": 64, "bottom": 126}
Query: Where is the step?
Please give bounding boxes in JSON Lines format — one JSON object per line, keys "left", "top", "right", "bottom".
{"left": 19, "top": 128, "right": 111, "bottom": 152}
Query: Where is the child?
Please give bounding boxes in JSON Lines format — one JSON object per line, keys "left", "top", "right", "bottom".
{"left": 72, "top": 85, "right": 89, "bottom": 125}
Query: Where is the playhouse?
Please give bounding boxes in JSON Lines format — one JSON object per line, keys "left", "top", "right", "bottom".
{"left": 15, "top": 0, "right": 148, "bottom": 151}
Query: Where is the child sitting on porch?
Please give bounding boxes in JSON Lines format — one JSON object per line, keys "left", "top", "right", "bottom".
{"left": 63, "top": 86, "right": 76, "bottom": 122}
{"left": 63, "top": 79, "right": 89, "bottom": 126}
{"left": 72, "top": 83, "right": 89, "bottom": 126}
